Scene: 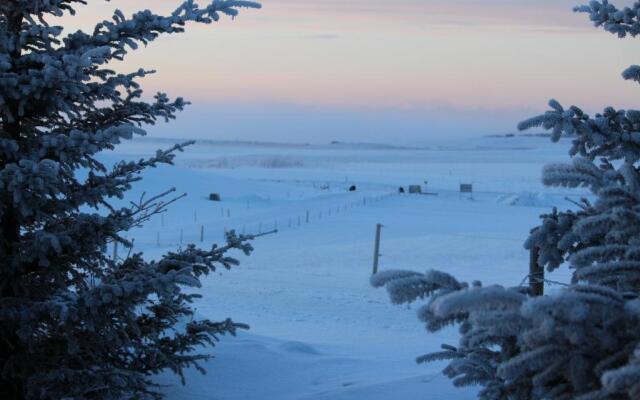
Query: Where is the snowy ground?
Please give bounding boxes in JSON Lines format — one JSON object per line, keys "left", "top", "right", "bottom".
{"left": 106, "top": 135, "right": 582, "bottom": 399}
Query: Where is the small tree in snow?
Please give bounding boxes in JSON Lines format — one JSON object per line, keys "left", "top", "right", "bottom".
{"left": 374, "top": 2, "right": 640, "bottom": 399}
{"left": 0, "top": 1, "right": 260, "bottom": 399}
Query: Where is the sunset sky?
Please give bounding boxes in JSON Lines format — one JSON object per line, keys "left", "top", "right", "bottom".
{"left": 67, "top": 0, "right": 639, "bottom": 144}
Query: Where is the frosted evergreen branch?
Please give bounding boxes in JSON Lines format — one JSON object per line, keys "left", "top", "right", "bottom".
{"left": 126, "top": 188, "right": 187, "bottom": 230}
{"left": 61, "top": 1, "right": 261, "bottom": 62}
{"left": 0, "top": 1, "right": 262, "bottom": 398}
{"left": 575, "top": 1, "right": 640, "bottom": 38}
{"left": 375, "top": 2, "right": 640, "bottom": 398}
{"left": 622, "top": 65, "right": 640, "bottom": 83}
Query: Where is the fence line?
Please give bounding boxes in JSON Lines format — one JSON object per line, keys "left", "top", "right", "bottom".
{"left": 109, "top": 179, "right": 569, "bottom": 260}
{"left": 117, "top": 191, "right": 399, "bottom": 251}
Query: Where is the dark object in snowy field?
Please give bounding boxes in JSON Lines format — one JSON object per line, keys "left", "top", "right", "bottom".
{"left": 408, "top": 185, "right": 422, "bottom": 194}
{"left": 398, "top": 187, "right": 405, "bottom": 193}
{"left": 460, "top": 184, "right": 473, "bottom": 193}
{"left": 209, "top": 193, "right": 222, "bottom": 201}
{"left": 349, "top": 185, "right": 357, "bottom": 192}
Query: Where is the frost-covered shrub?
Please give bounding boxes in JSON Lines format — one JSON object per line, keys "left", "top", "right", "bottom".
{"left": 373, "top": 2, "right": 640, "bottom": 398}
{"left": 0, "top": 1, "right": 260, "bottom": 399}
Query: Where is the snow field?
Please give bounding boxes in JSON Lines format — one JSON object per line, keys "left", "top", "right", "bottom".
{"left": 108, "top": 136, "right": 578, "bottom": 399}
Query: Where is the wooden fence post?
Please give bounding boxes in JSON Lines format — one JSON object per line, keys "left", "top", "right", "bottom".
{"left": 372, "top": 224, "right": 382, "bottom": 274}
{"left": 529, "top": 246, "right": 544, "bottom": 296}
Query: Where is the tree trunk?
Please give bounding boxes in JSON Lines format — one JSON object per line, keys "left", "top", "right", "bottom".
{"left": 529, "top": 246, "right": 544, "bottom": 297}
{"left": 0, "top": 127, "right": 25, "bottom": 400}
{"left": 0, "top": 10, "right": 26, "bottom": 399}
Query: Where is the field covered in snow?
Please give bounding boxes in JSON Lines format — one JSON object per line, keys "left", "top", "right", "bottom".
{"left": 105, "top": 135, "right": 584, "bottom": 399}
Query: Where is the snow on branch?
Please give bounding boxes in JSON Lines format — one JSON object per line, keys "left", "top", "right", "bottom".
{"left": 371, "top": 269, "right": 466, "bottom": 305}
{"left": 575, "top": 1, "right": 640, "bottom": 38}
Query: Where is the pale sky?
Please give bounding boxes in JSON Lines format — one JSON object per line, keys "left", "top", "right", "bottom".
{"left": 65, "top": 1, "right": 639, "bottom": 144}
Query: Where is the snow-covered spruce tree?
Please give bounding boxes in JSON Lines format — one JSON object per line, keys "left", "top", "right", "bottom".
{"left": 0, "top": 1, "right": 260, "bottom": 399}
{"left": 373, "top": 2, "right": 640, "bottom": 399}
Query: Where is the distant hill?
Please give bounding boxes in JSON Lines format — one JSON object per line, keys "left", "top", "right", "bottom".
{"left": 132, "top": 137, "right": 427, "bottom": 151}
{"left": 486, "top": 133, "right": 552, "bottom": 138}
{"left": 327, "top": 141, "right": 422, "bottom": 150}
